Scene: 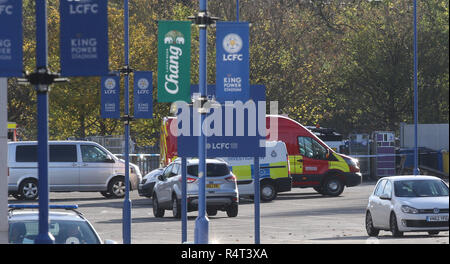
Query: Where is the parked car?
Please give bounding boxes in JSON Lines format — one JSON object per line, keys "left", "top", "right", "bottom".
{"left": 366, "top": 175, "right": 449, "bottom": 237}
{"left": 152, "top": 158, "right": 239, "bottom": 218}
{"left": 7, "top": 141, "right": 142, "bottom": 200}
{"left": 8, "top": 204, "right": 116, "bottom": 244}
{"left": 138, "top": 168, "right": 164, "bottom": 198}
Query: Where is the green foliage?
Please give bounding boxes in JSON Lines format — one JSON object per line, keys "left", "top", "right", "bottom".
{"left": 7, "top": 0, "right": 449, "bottom": 146}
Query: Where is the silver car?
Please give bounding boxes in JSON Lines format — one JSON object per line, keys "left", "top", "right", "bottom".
{"left": 8, "top": 204, "right": 116, "bottom": 244}
{"left": 152, "top": 158, "right": 239, "bottom": 218}
{"left": 7, "top": 141, "right": 142, "bottom": 200}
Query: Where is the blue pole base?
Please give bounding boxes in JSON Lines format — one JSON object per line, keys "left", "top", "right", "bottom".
{"left": 34, "top": 232, "right": 55, "bottom": 244}
{"left": 194, "top": 216, "right": 209, "bottom": 244}
{"left": 123, "top": 198, "right": 132, "bottom": 244}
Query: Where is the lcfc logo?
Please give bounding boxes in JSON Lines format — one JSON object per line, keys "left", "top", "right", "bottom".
{"left": 104, "top": 78, "right": 116, "bottom": 94}
{"left": 137, "top": 78, "right": 150, "bottom": 94}
{"left": 223, "top": 33, "right": 243, "bottom": 62}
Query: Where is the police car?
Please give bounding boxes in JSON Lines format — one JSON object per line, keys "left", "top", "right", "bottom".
{"left": 8, "top": 204, "right": 116, "bottom": 244}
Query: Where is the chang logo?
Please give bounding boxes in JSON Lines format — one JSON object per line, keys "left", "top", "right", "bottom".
{"left": 164, "top": 30, "right": 185, "bottom": 45}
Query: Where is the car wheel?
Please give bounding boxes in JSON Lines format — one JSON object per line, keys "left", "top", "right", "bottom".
{"left": 390, "top": 213, "right": 403, "bottom": 237}
{"left": 108, "top": 177, "right": 125, "bottom": 199}
{"left": 19, "top": 179, "right": 38, "bottom": 200}
{"left": 153, "top": 194, "right": 165, "bottom": 218}
{"left": 100, "top": 191, "right": 114, "bottom": 198}
{"left": 365, "top": 211, "right": 380, "bottom": 237}
{"left": 260, "top": 181, "right": 277, "bottom": 202}
{"left": 226, "top": 202, "right": 238, "bottom": 217}
{"left": 206, "top": 208, "right": 218, "bottom": 216}
{"left": 172, "top": 195, "right": 181, "bottom": 219}
{"left": 428, "top": 231, "right": 439, "bottom": 236}
{"left": 323, "top": 176, "right": 344, "bottom": 196}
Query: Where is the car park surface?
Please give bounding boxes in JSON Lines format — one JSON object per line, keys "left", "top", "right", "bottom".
{"left": 8, "top": 180, "right": 448, "bottom": 244}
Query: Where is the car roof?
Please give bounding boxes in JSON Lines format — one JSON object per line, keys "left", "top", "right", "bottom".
{"left": 381, "top": 175, "right": 444, "bottom": 182}
{"left": 9, "top": 210, "right": 86, "bottom": 222}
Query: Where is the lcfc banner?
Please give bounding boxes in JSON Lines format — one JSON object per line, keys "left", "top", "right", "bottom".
{"left": 134, "top": 71, "right": 153, "bottom": 119}
{"left": 0, "top": 0, "right": 23, "bottom": 77}
{"left": 216, "top": 22, "right": 250, "bottom": 102}
{"left": 157, "top": 21, "right": 191, "bottom": 103}
{"left": 101, "top": 76, "right": 120, "bottom": 119}
{"left": 60, "top": 0, "right": 108, "bottom": 77}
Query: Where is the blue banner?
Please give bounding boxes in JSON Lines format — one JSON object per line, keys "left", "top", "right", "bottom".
{"left": 101, "top": 76, "right": 120, "bottom": 119}
{"left": 134, "top": 71, "right": 153, "bottom": 119}
{"left": 216, "top": 22, "right": 250, "bottom": 102}
{"left": 60, "top": 0, "right": 109, "bottom": 77}
{"left": 178, "top": 85, "right": 266, "bottom": 157}
{"left": 0, "top": 0, "right": 23, "bottom": 77}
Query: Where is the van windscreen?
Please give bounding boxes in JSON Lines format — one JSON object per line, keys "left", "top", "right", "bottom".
{"left": 187, "top": 163, "right": 230, "bottom": 177}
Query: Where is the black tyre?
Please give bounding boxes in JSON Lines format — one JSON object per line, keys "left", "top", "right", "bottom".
{"left": 172, "top": 195, "right": 181, "bottom": 219}
{"left": 365, "top": 211, "right": 380, "bottom": 237}
{"left": 323, "top": 176, "right": 345, "bottom": 196}
{"left": 108, "top": 177, "right": 125, "bottom": 199}
{"left": 226, "top": 202, "right": 238, "bottom": 217}
{"left": 390, "top": 213, "right": 403, "bottom": 237}
{"left": 152, "top": 194, "right": 165, "bottom": 218}
{"left": 313, "top": 186, "right": 325, "bottom": 195}
{"left": 260, "top": 181, "right": 277, "bottom": 202}
{"left": 206, "top": 208, "right": 218, "bottom": 216}
{"left": 19, "top": 179, "right": 38, "bottom": 200}
{"left": 428, "top": 231, "right": 439, "bottom": 236}
{"left": 100, "top": 191, "right": 114, "bottom": 198}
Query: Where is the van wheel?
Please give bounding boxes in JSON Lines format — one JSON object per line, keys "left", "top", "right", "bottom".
{"left": 19, "top": 179, "right": 38, "bottom": 200}
{"left": 153, "top": 194, "right": 165, "bottom": 218}
{"left": 323, "top": 176, "right": 344, "bottom": 196}
{"left": 108, "top": 177, "right": 125, "bottom": 199}
{"left": 260, "top": 181, "right": 277, "bottom": 202}
{"left": 226, "top": 202, "right": 238, "bottom": 217}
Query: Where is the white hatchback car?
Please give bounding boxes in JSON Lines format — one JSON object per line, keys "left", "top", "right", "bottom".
{"left": 366, "top": 176, "right": 449, "bottom": 237}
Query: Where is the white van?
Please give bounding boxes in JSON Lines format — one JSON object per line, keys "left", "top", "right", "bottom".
{"left": 221, "top": 141, "right": 291, "bottom": 202}
{"left": 8, "top": 141, "right": 142, "bottom": 200}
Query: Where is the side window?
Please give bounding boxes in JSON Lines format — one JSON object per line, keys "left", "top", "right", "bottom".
{"left": 303, "top": 137, "right": 314, "bottom": 158}
{"left": 16, "top": 145, "right": 37, "bottom": 162}
{"left": 297, "top": 137, "right": 306, "bottom": 156}
{"left": 171, "top": 164, "right": 180, "bottom": 177}
{"left": 311, "top": 139, "right": 328, "bottom": 160}
{"left": 163, "top": 164, "right": 174, "bottom": 178}
{"left": 50, "top": 145, "right": 77, "bottom": 162}
{"left": 80, "top": 145, "right": 109, "bottom": 163}
{"left": 374, "top": 180, "right": 386, "bottom": 197}
{"left": 382, "top": 181, "right": 392, "bottom": 198}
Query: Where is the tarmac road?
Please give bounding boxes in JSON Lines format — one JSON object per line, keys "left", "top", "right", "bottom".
{"left": 8, "top": 181, "right": 449, "bottom": 244}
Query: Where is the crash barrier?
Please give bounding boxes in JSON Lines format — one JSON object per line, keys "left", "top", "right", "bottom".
{"left": 114, "top": 154, "right": 160, "bottom": 175}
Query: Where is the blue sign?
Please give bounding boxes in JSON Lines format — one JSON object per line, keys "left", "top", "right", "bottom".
{"left": 0, "top": 0, "right": 23, "bottom": 77}
{"left": 59, "top": 0, "right": 109, "bottom": 77}
{"left": 134, "top": 71, "right": 153, "bottom": 119}
{"left": 216, "top": 22, "right": 250, "bottom": 102}
{"left": 101, "top": 76, "right": 120, "bottom": 119}
{"left": 178, "top": 85, "right": 266, "bottom": 157}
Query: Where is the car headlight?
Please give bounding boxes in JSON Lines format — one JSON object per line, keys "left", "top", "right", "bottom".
{"left": 401, "top": 205, "right": 419, "bottom": 214}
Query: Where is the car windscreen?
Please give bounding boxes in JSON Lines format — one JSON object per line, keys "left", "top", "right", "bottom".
{"left": 9, "top": 220, "right": 101, "bottom": 244}
{"left": 394, "top": 180, "right": 449, "bottom": 197}
{"left": 187, "top": 163, "right": 230, "bottom": 177}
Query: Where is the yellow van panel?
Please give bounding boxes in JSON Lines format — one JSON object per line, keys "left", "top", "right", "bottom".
{"left": 328, "top": 153, "right": 350, "bottom": 172}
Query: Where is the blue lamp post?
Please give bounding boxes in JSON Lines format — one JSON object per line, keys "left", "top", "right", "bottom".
{"left": 413, "top": 0, "right": 419, "bottom": 176}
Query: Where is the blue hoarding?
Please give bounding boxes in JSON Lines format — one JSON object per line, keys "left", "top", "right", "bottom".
{"left": 215, "top": 22, "right": 250, "bottom": 102}
{"left": 59, "top": 0, "right": 109, "bottom": 77}
{"left": 134, "top": 71, "right": 153, "bottom": 119}
{"left": 178, "top": 85, "right": 266, "bottom": 157}
{"left": 101, "top": 76, "right": 120, "bottom": 118}
{"left": 0, "top": 0, "right": 23, "bottom": 77}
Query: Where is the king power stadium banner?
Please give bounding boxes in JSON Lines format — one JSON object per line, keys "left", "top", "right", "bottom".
{"left": 100, "top": 76, "right": 120, "bottom": 119}
{"left": 134, "top": 71, "right": 153, "bottom": 119}
{"left": 216, "top": 22, "right": 250, "bottom": 102}
{"left": 59, "top": 0, "right": 109, "bottom": 77}
{"left": 157, "top": 21, "right": 191, "bottom": 103}
{"left": 0, "top": 0, "right": 23, "bottom": 77}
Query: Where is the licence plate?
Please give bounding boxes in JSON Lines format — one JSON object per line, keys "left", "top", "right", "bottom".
{"left": 426, "top": 215, "right": 448, "bottom": 222}
{"left": 206, "top": 184, "right": 220, "bottom": 189}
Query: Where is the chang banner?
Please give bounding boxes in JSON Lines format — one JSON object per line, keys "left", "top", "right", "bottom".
{"left": 134, "top": 71, "right": 153, "bottom": 119}
{"left": 0, "top": 0, "right": 22, "bottom": 77}
{"left": 157, "top": 21, "right": 191, "bottom": 103}
{"left": 100, "top": 76, "right": 120, "bottom": 119}
{"left": 216, "top": 22, "right": 250, "bottom": 102}
{"left": 60, "top": 0, "right": 109, "bottom": 77}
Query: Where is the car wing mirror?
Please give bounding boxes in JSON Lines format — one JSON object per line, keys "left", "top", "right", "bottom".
{"left": 379, "top": 194, "right": 391, "bottom": 200}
